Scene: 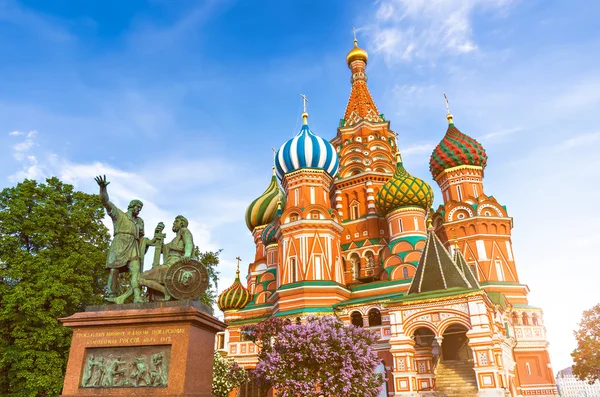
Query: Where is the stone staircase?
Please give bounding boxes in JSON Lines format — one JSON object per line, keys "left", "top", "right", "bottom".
{"left": 434, "top": 360, "right": 479, "bottom": 397}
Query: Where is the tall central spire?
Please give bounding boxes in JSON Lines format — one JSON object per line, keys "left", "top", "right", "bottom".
{"left": 343, "top": 34, "right": 382, "bottom": 126}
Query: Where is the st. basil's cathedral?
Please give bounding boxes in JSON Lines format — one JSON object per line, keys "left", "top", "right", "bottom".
{"left": 215, "top": 38, "right": 559, "bottom": 397}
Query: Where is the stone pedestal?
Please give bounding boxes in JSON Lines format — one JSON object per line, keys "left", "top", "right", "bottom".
{"left": 60, "top": 300, "right": 225, "bottom": 397}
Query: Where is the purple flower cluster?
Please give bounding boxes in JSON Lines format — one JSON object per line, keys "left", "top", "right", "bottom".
{"left": 245, "top": 316, "right": 385, "bottom": 397}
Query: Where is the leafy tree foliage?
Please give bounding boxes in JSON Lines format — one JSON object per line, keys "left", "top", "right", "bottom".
{"left": 0, "top": 178, "right": 111, "bottom": 396}
{"left": 212, "top": 351, "right": 248, "bottom": 397}
{"left": 243, "top": 315, "right": 385, "bottom": 397}
{"left": 194, "top": 248, "right": 220, "bottom": 310}
{"left": 572, "top": 303, "right": 600, "bottom": 384}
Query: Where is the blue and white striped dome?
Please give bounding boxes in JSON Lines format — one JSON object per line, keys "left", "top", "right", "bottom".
{"left": 275, "top": 123, "right": 339, "bottom": 180}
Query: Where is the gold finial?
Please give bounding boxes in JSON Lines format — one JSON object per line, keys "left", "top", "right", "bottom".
{"left": 300, "top": 94, "right": 309, "bottom": 124}
{"left": 427, "top": 207, "right": 434, "bottom": 230}
{"left": 395, "top": 151, "right": 403, "bottom": 163}
{"left": 451, "top": 227, "right": 459, "bottom": 249}
{"left": 444, "top": 93, "right": 454, "bottom": 125}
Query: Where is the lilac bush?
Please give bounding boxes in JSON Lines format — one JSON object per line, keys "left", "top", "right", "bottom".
{"left": 212, "top": 351, "right": 248, "bottom": 397}
{"left": 243, "top": 315, "right": 384, "bottom": 397}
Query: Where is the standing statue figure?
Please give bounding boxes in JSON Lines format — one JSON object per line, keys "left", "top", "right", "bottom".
{"left": 140, "top": 215, "right": 195, "bottom": 301}
{"left": 95, "top": 175, "right": 145, "bottom": 303}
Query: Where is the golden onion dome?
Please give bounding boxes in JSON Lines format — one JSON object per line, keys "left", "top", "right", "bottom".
{"left": 217, "top": 267, "right": 251, "bottom": 312}
{"left": 375, "top": 153, "right": 434, "bottom": 216}
{"left": 346, "top": 38, "right": 368, "bottom": 66}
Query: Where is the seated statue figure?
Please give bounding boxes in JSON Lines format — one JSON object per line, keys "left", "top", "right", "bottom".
{"left": 139, "top": 215, "right": 195, "bottom": 301}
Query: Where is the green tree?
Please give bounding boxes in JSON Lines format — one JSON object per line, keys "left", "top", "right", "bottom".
{"left": 572, "top": 303, "right": 600, "bottom": 384}
{"left": 195, "top": 248, "right": 220, "bottom": 310}
{"left": 0, "top": 178, "right": 111, "bottom": 396}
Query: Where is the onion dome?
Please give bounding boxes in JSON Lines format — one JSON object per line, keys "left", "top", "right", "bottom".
{"left": 376, "top": 153, "right": 434, "bottom": 216}
{"left": 217, "top": 265, "right": 251, "bottom": 312}
{"left": 346, "top": 38, "right": 368, "bottom": 66}
{"left": 245, "top": 168, "right": 286, "bottom": 231}
{"left": 275, "top": 112, "right": 339, "bottom": 180}
{"left": 430, "top": 113, "right": 488, "bottom": 179}
{"left": 261, "top": 201, "right": 282, "bottom": 245}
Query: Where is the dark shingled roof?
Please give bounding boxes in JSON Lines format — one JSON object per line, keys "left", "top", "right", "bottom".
{"left": 408, "top": 227, "right": 474, "bottom": 294}
{"left": 454, "top": 247, "right": 480, "bottom": 289}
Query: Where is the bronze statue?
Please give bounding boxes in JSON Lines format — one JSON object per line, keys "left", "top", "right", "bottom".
{"left": 95, "top": 175, "right": 145, "bottom": 303}
{"left": 95, "top": 176, "right": 208, "bottom": 304}
{"left": 140, "top": 215, "right": 195, "bottom": 301}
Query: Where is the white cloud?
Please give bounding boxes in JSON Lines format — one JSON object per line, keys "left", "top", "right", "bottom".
{"left": 10, "top": 129, "right": 38, "bottom": 160}
{"left": 6, "top": 136, "right": 243, "bottom": 268}
{"left": 559, "top": 131, "right": 600, "bottom": 149}
{"left": 400, "top": 143, "right": 434, "bottom": 156}
{"left": 477, "top": 126, "right": 522, "bottom": 143}
{"left": 366, "top": 0, "right": 516, "bottom": 63}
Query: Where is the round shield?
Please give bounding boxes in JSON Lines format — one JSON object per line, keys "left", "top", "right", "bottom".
{"left": 164, "top": 259, "right": 209, "bottom": 300}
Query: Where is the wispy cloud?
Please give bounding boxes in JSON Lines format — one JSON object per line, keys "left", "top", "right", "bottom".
{"left": 365, "top": 0, "right": 517, "bottom": 64}
{"left": 400, "top": 142, "right": 434, "bottom": 156}
{"left": 9, "top": 130, "right": 37, "bottom": 160}
{"left": 478, "top": 126, "right": 522, "bottom": 143}
{"left": 559, "top": 131, "right": 600, "bottom": 149}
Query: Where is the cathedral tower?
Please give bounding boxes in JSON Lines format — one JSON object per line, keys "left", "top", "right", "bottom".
{"left": 330, "top": 38, "right": 398, "bottom": 284}
{"left": 430, "top": 108, "right": 527, "bottom": 305}
{"left": 273, "top": 108, "right": 349, "bottom": 314}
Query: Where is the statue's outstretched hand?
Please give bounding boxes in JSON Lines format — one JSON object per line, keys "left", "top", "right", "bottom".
{"left": 94, "top": 175, "right": 110, "bottom": 188}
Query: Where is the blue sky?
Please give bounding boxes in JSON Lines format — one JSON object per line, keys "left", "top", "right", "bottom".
{"left": 1, "top": 0, "right": 599, "bottom": 372}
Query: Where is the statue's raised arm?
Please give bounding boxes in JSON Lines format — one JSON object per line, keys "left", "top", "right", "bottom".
{"left": 95, "top": 175, "right": 145, "bottom": 303}
{"left": 95, "top": 175, "right": 110, "bottom": 206}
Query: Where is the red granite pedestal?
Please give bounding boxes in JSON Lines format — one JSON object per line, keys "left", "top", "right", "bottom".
{"left": 60, "top": 301, "right": 225, "bottom": 397}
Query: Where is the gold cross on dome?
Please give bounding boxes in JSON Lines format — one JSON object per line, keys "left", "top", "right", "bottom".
{"left": 300, "top": 94, "right": 308, "bottom": 113}
{"left": 235, "top": 256, "right": 242, "bottom": 270}
{"left": 353, "top": 26, "right": 357, "bottom": 41}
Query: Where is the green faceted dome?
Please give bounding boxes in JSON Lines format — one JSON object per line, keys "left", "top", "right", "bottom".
{"left": 245, "top": 169, "right": 285, "bottom": 231}
{"left": 376, "top": 155, "right": 434, "bottom": 216}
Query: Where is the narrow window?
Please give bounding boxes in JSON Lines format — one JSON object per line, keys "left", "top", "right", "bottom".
{"left": 413, "top": 216, "right": 419, "bottom": 231}
{"left": 314, "top": 256, "right": 322, "bottom": 280}
{"left": 294, "top": 188, "right": 299, "bottom": 206}
{"left": 402, "top": 267, "right": 409, "bottom": 279}
{"left": 398, "top": 219, "right": 404, "bottom": 233}
{"left": 310, "top": 187, "right": 315, "bottom": 204}
{"left": 290, "top": 258, "right": 297, "bottom": 283}
{"left": 457, "top": 185, "right": 463, "bottom": 201}
{"left": 525, "top": 362, "right": 531, "bottom": 375}
{"left": 470, "top": 265, "right": 478, "bottom": 281}
{"left": 351, "top": 204, "right": 359, "bottom": 220}
{"left": 495, "top": 260, "right": 505, "bottom": 281}
{"left": 473, "top": 184, "right": 479, "bottom": 198}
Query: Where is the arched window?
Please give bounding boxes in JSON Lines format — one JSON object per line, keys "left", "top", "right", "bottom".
{"left": 351, "top": 253, "right": 360, "bottom": 279}
{"left": 351, "top": 311, "right": 364, "bottom": 327}
{"left": 522, "top": 313, "right": 530, "bottom": 326}
{"left": 402, "top": 267, "right": 409, "bottom": 279}
{"left": 366, "top": 251, "right": 375, "bottom": 268}
{"left": 532, "top": 314, "right": 540, "bottom": 326}
{"left": 351, "top": 203, "right": 360, "bottom": 220}
{"left": 368, "top": 309, "right": 382, "bottom": 327}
